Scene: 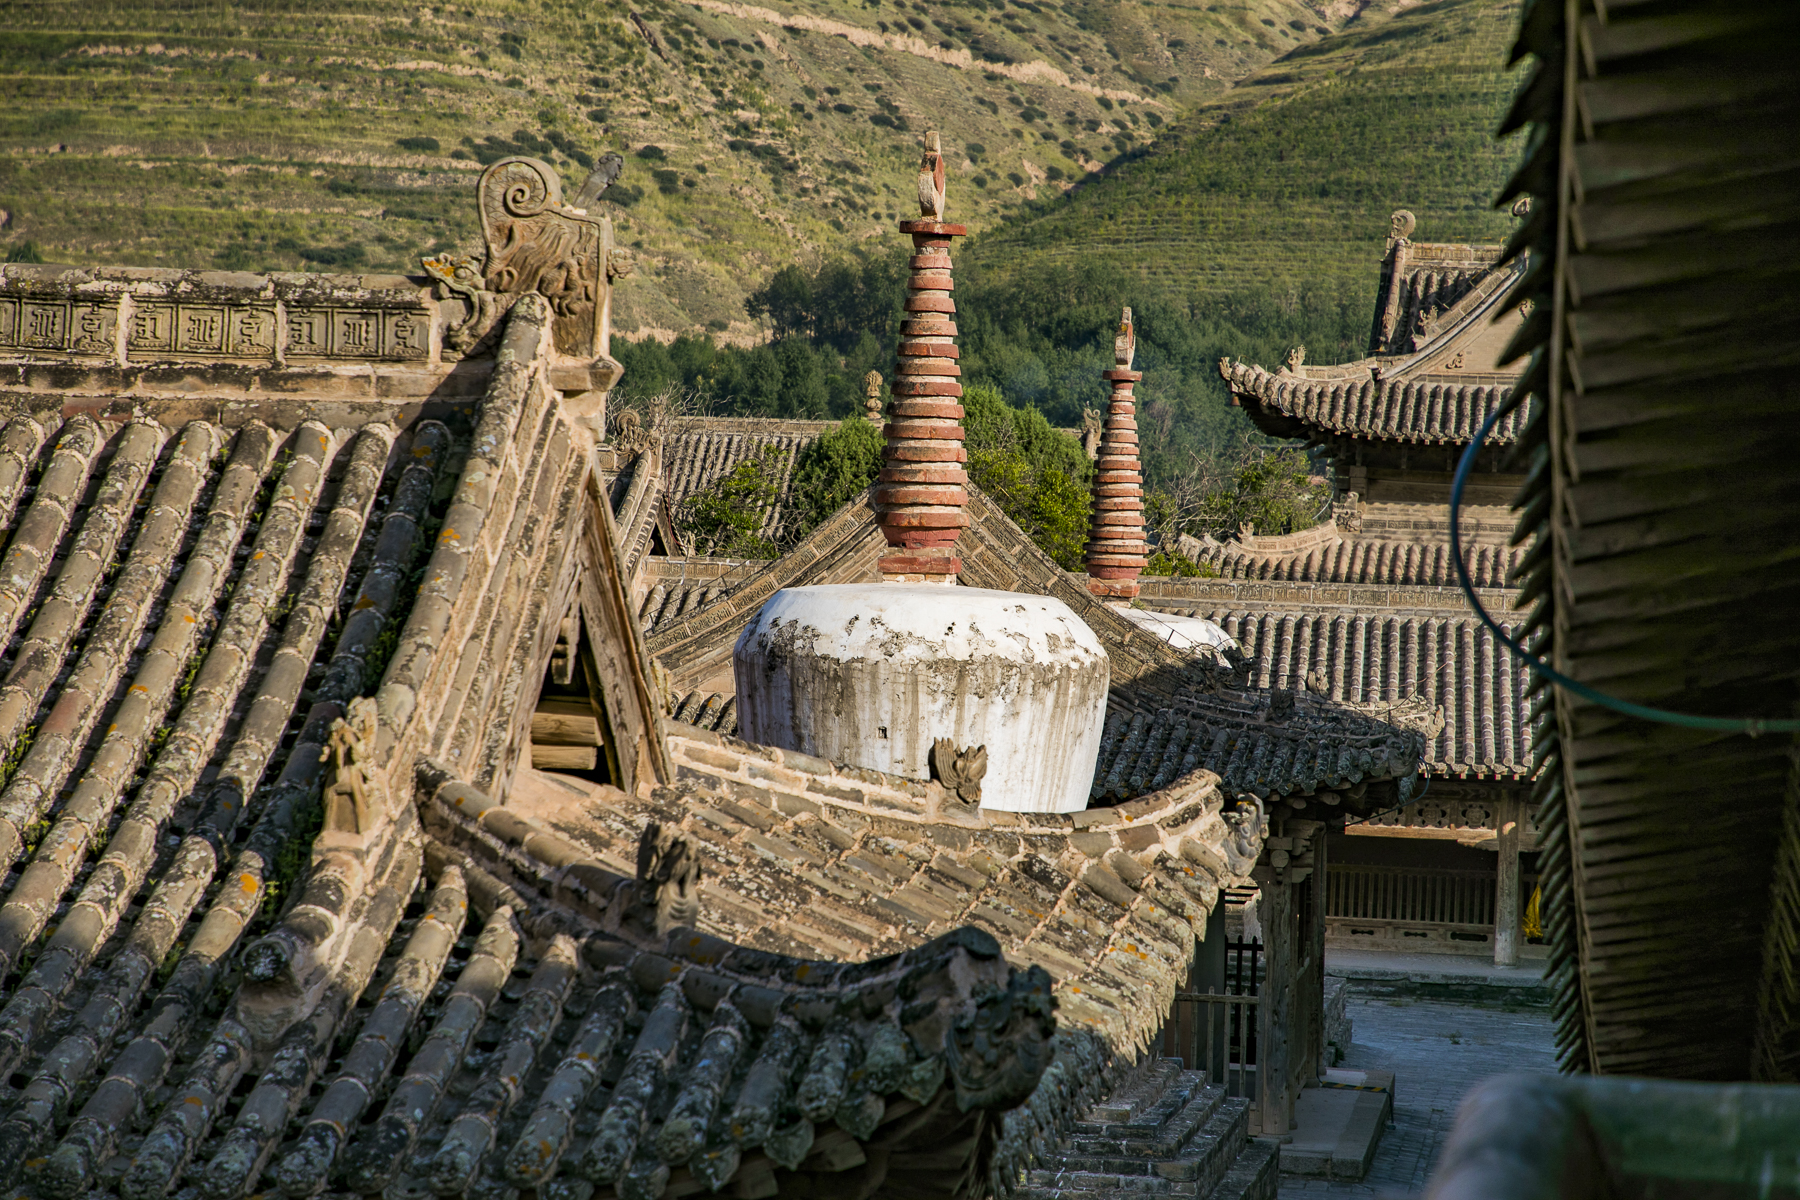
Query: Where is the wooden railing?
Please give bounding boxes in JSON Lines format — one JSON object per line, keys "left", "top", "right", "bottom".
{"left": 1162, "top": 992, "right": 1262, "bottom": 1123}
{"left": 1327, "top": 864, "right": 1496, "bottom": 927}
{"left": 1160, "top": 935, "right": 1265, "bottom": 1123}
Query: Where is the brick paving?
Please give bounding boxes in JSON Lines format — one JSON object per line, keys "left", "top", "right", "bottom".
{"left": 1279, "top": 997, "right": 1558, "bottom": 1198}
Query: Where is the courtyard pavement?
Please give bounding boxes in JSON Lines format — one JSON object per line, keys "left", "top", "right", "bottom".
{"left": 1278, "top": 995, "right": 1559, "bottom": 1198}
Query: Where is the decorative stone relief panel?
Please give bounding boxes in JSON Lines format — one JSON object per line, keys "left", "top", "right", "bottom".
{"left": 477, "top": 155, "right": 612, "bottom": 361}
{"left": 285, "top": 305, "right": 428, "bottom": 361}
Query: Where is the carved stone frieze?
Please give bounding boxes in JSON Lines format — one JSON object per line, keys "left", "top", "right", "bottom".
{"left": 477, "top": 156, "right": 616, "bottom": 361}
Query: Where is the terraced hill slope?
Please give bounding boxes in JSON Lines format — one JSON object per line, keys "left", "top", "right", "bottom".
{"left": 966, "top": 0, "right": 1526, "bottom": 349}
{"left": 0, "top": 0, "right": 1369, "bottom": 338}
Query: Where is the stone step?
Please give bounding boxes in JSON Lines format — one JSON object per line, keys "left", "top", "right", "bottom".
{"left": 1021, "top": 1168, "right": 1208, "bottom": 1197}
{"left": 1207, "top": 1138, "right": 1279, "bottom": 1200}
{"left": 1074, "top": 1060, "right": 1194, "bottom": 1131}
{"left": 1065, "top": 1084, "right": 1224, "bottom": 1160}
{"left": 1025, "top": 1095, "right": 1250, "bottom": 1200}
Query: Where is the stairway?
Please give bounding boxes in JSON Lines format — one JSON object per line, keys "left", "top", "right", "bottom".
{"left": 1020, "top": 1059, "right": 1278, "bottom": 1200}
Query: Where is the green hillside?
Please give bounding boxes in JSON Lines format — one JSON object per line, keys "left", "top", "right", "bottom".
{"left": 0, "top": 0, "right": 1364, "bottom": 338}
{"left": 966, "top": 0, "right": 1525, "bottom": 363}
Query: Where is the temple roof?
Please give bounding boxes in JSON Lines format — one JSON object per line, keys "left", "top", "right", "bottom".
{"left": 1219, "top": 220, "right": 1529, "bottom": 449}
{"left": 1176, "top": 521, "right": 1523, "bottom": 591}
{"left": 0, "top": 157, "right": 1311, "bottom": 1200}
{"left": 655, "top": 418, "right": 834, "bottom": 552}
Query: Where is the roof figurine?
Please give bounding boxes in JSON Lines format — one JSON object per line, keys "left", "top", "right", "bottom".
{"left": 1084, "top": 306, "right": 1149, "bottom": 601}
{"left": 878, "top": 130, "right": 970, "bottom": 581}
{"left": 862, "top": 369, "right": 884, "bottom": 424}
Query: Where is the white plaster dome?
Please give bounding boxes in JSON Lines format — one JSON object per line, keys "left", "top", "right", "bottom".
{"left": 1115, "top": 607, "right": 1237, "bottom": 658}
{"left": 733, "top": 584, "right": 1110, "bottom": 813}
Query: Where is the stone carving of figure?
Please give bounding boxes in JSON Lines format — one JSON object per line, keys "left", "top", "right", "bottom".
{"left": 1389, "top": 208, "right": 1416, "bottom": 242}
{"left": 1080, "top": 406, "right": 1102, "bottom": 460}
{"left": 944, "top": 966, "right": 1056, "bottom": 1112}
{"left": 864, "top": 369, "right": 884, "bottom": 424}
{"left": 421, "top": 251, "right": 504, "bottom": 353}
{"left": 1282, "top": 344, "right": 1306, "bottom": 375}
{"left": 917, "top": 131, "right": 948, "bottom": 219}
{"left": 635, "top": 822, "right": 702, "bottom": 935}
{"left": 321, "top": 697, "right": 381, "bottom": 837}
{"left": 573, "top": 152, "right": 626, "bottom": 207}
{"left": 931, "top": 738, "right": 988, "bottom": 805}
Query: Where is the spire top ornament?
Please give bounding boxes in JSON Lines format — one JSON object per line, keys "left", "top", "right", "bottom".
{"left": 917, "top": 130, "right": 948, "bottom": 220}
{"left": 1114, "top": 306, "right": 1136, "bottom": 369}
{"left": 864, "top": 370, "right": 884, "bottom": 424}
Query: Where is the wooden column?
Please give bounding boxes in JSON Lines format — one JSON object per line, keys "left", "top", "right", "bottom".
{"left": 1494, "top": 796, "right": 1521, "bottom": 967}
{"left": 1256, "top": 879, "right": 1292, "bottom": 1137}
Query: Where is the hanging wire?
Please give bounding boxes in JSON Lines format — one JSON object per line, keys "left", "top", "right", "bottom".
{"left": 1450, "top": 406, "right": 1800, "bottom": 737}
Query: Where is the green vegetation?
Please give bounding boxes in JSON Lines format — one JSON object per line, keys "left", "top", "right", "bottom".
{"left": 614, "top": 0, "right": 1525, "bottom": 492}
{"left": 785, "top": 415, "right": 883, "bottom": 535}
{"left": 674, "top": 445, "right": 789, "bottom": 558}
{"left": 961, "top": 384, "right": 1094, "bottom": 570}
{"left": 0, "top": 0, "right": 1353, "bottom": 333}
{"left": 1146, "top": 443, "right": 1325, "bottom": 543}
{"left": 774, "top": 384, "right": 1093, "bottom": 567}
{"left": 970, "top": 0, "right": 1526, "bottom": 364}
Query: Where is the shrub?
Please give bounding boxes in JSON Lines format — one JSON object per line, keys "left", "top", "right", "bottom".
{"left": 785, "top": 416, "right": 883, "bottom": 535}
{"left": 396, "top": 135, "right": 440, "bottom": 152}
{"left": 675, "top": 445, "right": 789, "bottom": 557}
{"left": 636, "top": 144, "right": 666, "bottom": 159}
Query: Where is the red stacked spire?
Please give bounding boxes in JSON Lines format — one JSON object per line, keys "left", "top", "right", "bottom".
{"left": 1085, "top": 307, "right": 1148, "bottom": 600}
{"left": 876, "top": 132, "right": 969, "bottom": 581}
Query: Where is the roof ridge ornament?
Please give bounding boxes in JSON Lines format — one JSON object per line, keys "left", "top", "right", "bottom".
{"left": 1389, "top": 208, "right": 1416, "bottom": 243}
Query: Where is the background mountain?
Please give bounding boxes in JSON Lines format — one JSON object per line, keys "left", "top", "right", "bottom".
{"left": 0, "top": 0, "right": 1387, "bottom": 338}
{"left": 0, "top": 0, "right": 1524, "bottom": 484}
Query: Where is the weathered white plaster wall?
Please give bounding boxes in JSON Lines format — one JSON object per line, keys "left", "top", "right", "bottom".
{"left": 733, "top": 584, "right": 1109, "bottom": 812}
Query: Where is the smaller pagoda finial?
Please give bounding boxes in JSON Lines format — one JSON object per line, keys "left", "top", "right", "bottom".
{"left": 1113, "top": 306, "right": 1135, "bottom": 369}
{"left": 918, "top": 131, "right": 948, "bottom": 219}
{"left": 1085, "top": 307, "right": 1148, "bottom": 602}
{"left": 863, "top": 370, "right": 884, "bottom": 423}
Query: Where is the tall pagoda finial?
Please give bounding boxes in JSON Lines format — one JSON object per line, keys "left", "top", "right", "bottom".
{"left": 1085, "top": 306, "right": 1148, "bottom": 602}
{"left": 876, "top": 131, "right": 970, "bottom": 582}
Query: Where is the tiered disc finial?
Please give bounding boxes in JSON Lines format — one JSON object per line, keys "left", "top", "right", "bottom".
{"left": 876, "top": 131, "right": 970, "bottom": 580}
{"left": 1085, "top": 306, "right": 1148, "bottom": 599}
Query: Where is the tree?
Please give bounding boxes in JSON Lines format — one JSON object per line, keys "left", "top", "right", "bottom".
{"left": 963, "top": 384, "right": 1095, "bottom": 571}
{"left": 675, "top": 446, "right": 790, "bottom": 558}
{"left": 785, "top": 416, "right": 884, "bottom": 537}
{"left": 743, "top": 265, "right": 814, "bottom": 340}
{"left": 1146, "top": 440, "right": 1326, "bottom": 548}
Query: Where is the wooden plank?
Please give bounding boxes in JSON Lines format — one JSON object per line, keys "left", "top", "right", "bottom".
{"left": 532, "top": 702, "right": 601, "bottom": 746}
{"left": 531, "top": 742, "right": 597, "bottom": 771}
